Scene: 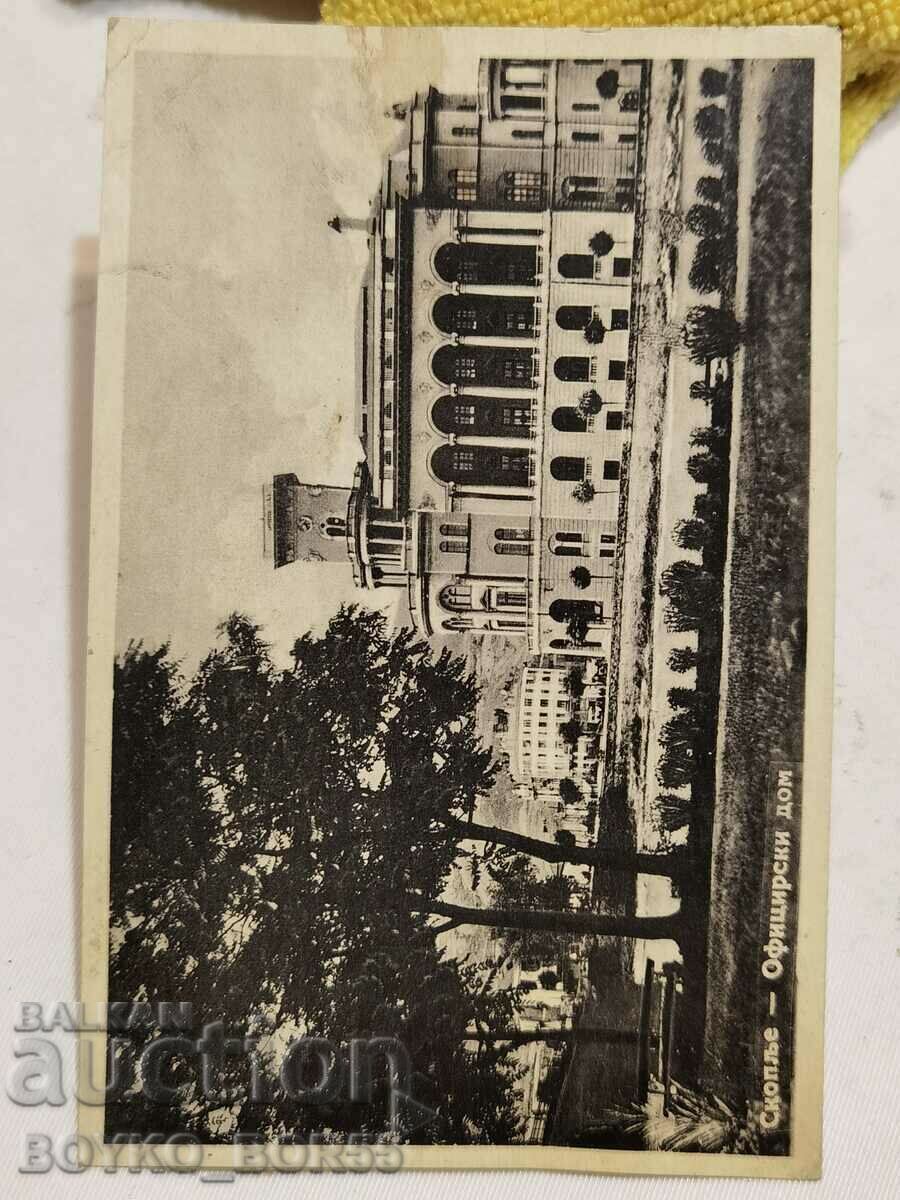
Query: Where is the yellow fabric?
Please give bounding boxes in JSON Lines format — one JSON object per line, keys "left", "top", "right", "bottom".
{"left": 322, "top": 0, "right": 900, "bottom": 164}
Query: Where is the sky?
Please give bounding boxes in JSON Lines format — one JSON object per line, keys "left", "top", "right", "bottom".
{"left": 113, "top": 45, "right": 431, "bottom": 669}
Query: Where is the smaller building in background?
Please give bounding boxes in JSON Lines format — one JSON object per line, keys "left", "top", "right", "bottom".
{"left": 512, "top": 660, "right": 610, "bottom": 791}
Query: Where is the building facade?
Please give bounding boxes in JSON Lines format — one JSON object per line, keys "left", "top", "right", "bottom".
{"left": 513, "top": 661, "right": 609, "bottom": 786}
{"left": 268, "top": 57, "right": 649, "bottom": 659}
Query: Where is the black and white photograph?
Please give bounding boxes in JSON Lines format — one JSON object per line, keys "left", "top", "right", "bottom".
{"left": 78, "top": 21, "right": 840, "bottom": 1178}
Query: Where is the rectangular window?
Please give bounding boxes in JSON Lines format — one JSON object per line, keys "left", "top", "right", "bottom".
{"left": 611, "top": 308, "right": 629, "bottom": 330}
{"left": 606, "top": 410, "right": 624, "bottom": 430}
{"left": 455, "top": 308, "right": 478, "bottom": 332}
{"left": 512, "top": 128, "right": 543, "bottom": 141}
{"left": 608, "top": 360, "right": 626, "bottom": 381}
{"left": 600, "top": 534, "right": 616, "bottom": 544}
{"left": 457, "top": 356, "right": 477, "bottom": 381}
{"left": 500, "top": 453, "right": 528, "bottom": 474}
{"left": 503, "top": 356, "right": 531, "bottom": 382}
{"left": 452, "top": 449, "right": 475, "bottom": 473}
{"left": 603, "top": 460, "right": 620, "bottom": 481}
{"left": 502, "top": 405, "right": 530, "bottom": 427}
{"left": 504, "top": 171, "right": 544, "bottom": 206}
{"left": 440, "top": 539, "right": 467, "bottom": 554}
{"left": 504, "top": 310, "right": 532, "bottom": 333}
{"left": 449, "top": 168, "right": 478, "bottom": 204}
{"left": 452, "top": 125, "right": 477, "bottom": 138}
{"left": 459, "top": 258, "right": 479, "bottom": 283}
{"left": 384, "top": 450, "right": 392, "bottom": 465}
{"left": 572, "top": 102, "right": 600, "bottom": 112}
{"left": 597, "top": 549, "right": 614, "bottom": 558}
{"left": 613, "top": 256, "right": 632, "bottom": 277}
{"left": 618, "top": 132, "right": 637, "bottom": 144}
{"left": 572, "top": 130, "right": 600, "bottom": 143}
{"left": 496, "top": 591, "right": 526, "bottom": 609}
{"left": 454, "top": 403, "right": 476, "bottom": 425}
{"left": 500, "top": 94, "right": 544, "bottom": 114}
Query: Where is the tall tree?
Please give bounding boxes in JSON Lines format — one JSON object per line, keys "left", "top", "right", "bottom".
{"left": 109, "top": 607, "right": 683, "bottom": 1143}
{"left": 449, "top": 819, "right": 686, "bottom": 879}
{"left": 109, "top": 610, "right": 521, "bottom": 1144}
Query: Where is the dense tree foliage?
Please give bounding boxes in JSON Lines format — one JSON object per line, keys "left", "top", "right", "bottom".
{"left": 110, "top": 607, "right": 685, "bottom": 1142}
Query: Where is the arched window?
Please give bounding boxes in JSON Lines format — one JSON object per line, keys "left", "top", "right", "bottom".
{"left": 434, "top": 242, "right": 538, "bottom": 286}
{"left": 550, "top": 456, "right": 585, "bottom": 482}
{"left": 557, "top": 253, "right": 595, "bottom": 280}
{"left": 432, "top": 294, "right": 536, "bottom": 338}
{"left": 440, "top": 540, "right": 467, "bottom": 554}
{"left": 552, "top": 406, "right": 588, "bottom": 433}
{"left": 319, "top": 516, "right": 347, "bottom": 538}
{"left": 431, "top": 395, "right": 532, "bottom": 437}
{"left": 554, "top": 357, "right": 592, "bottom": 383}
{"left": 440, "top": 585, "right": 472, "bottom": 611}
{"left": 431, "top": 444, "right": 531, "bottom": 485}
{"left": 443, "top": 617, "right": 474, "bottom": 631}
{"left": 432, "top": 344, "right": 534, "bottom": 388}
{"left": 495, "top": 542, "right": 531, "bottom": 556}
{"left": 551, "top": 530, "right": 586, "bottom": 557}
{"left": 549, "top": 598, "right": 603, "bottom": 623}
{"left": 440, "top": 522, "right": 467, "bottom": 538}
{"left": 556, "top": 305, "right": 593, "bottom": 330}
{"left": 495, "top": 527, "right": 530, "bottom": 541}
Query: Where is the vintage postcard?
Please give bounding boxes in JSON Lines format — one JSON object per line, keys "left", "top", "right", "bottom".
{"left": 79, "top": 20, "right": 839, "bottom": 1178}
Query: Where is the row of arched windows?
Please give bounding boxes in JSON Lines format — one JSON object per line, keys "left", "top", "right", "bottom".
{"left": 429, "top": 345, "right": 625, "bottom": 388}
{"left": 428, "top": 445, "right": 621, "bottom": 486}
{"left": 430, "top": 294, "right": 629, "bottom": 337}
{"left": 428, "top": 394, "right": 624, "bottom": 436}
{"left": 439, "top": 585, "right": 603, "bottom": 628}
{"left": 431, "top": 344, "right": 534, "bottom": 387}
{"left": 433, "top": 293, "right": 536, "bottom": 337}
{"left": 431, "top": 444, "right": 531, "bottom": 484}
{"left": 435, "top": 242, "right": 538, "bottom": 286}
{"left": 436, "top": 526, "right": 614, "bottom": 558}
{"left": 432, "top": 241, "right": 634, "bottom": 286}
{"left": 440, "top": 578, "right": 530, "bottom": 612}
{"left": 432, "top": 395, "right": 532, "bottom": 435}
